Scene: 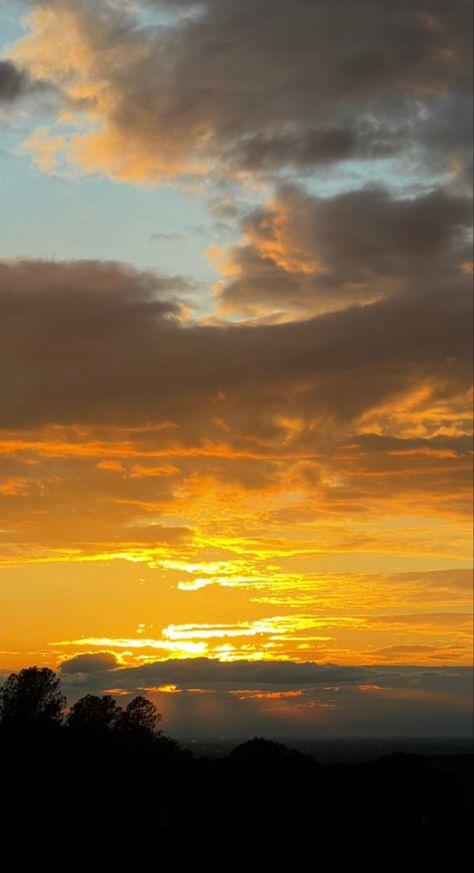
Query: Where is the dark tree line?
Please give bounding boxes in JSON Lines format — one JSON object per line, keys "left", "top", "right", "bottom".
{"left": 0, "top": 667, "right": 162, "bottom": 739}
{"left": 0, "top": 666, "right": 471, "bottom": 831}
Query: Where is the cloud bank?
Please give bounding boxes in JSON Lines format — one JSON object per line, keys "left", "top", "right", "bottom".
{"left": 10, "top": 0, "right": 472, "bottom": 181}
{"left": 54, "top": 653, "right": 473, "bottom": 737}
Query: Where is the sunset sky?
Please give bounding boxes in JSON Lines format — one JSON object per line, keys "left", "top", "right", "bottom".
{"left": 0, "top": 0, "right": 472, "bottom": 737}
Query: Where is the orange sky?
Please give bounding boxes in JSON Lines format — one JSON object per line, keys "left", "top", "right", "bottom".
{"left": 0, "top": 416, "right": 471, "bottom": 672}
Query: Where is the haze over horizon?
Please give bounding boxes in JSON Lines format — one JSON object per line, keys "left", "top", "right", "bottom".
{"left": 0, "top": 0, "right": 472, "bottom": 738}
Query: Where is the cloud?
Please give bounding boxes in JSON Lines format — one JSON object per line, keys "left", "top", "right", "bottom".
{"left": 213, "top": 184, "right": 472, "bottom": 318}
{"left": 228, "top": 124, "right": 401, "bottom": 172}
{"left": 150, "top": 232, "right": 186, "bottom": 243}
{"left": 52, "top": 584, "right": 473, "bottom": 668}
{"left": 0, "top": 253, "right": 471, "bottom": 574}
{"left": 59, "top": 651, "right": 119, "bottom": 673}
{"left": 10, "top": 0, "right": 473, "bottom": 181}
{"left": 0, "top": 58, "right": 52, "bottom": 107}
{"left": 56, "top": 655, "right": 473, "bottom": 736}
{"left": 0, "top": 60, "right": 32, "bottom": 102}
{"left": 58, "top": 653, "right": 473, "bottom": 696}
{"left": 0, "top": 252, "right": 471, "bottom": 432}
{"left": 369, "top": 643, "right": 467, "bottom": 659}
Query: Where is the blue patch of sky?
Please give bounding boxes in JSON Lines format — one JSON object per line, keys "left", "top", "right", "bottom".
{"left": 300, "top": 156, "right": 450, "bottom": 200}
{"left": 0, "top": 3, "right": 228, "bottom": 318}
{"left": 0, "top": 3, "right": 26, "bottom": 47}
{"left": 130, "top": 1, "right": 205, "bottom": 28}
{"left": 0, "top": 146, "right": 221, "bottom": 294}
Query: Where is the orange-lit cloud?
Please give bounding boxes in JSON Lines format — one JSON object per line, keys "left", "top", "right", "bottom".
{"left": 0, "top": 251, "right": 471, "bottom": 675}
{"left": 213, "top": 185, "right": 472, "bottom": 320}
{"left": 231, "top": 689, "right": 304, "bottom": 700}
{"left": 10, "top": 1, "right": 473, "bottom": 184}
{"left": 48, "top": 598, "right": 472, "bottom": 669}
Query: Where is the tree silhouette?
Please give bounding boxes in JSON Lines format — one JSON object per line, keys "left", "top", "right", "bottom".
{"left": 66, "top": 694, "right": 121, "bottom": 732}
{"left": 230, "top": 737, "right": 294, "bottom": 763}
{"left": 118, "top": 695, "right": 162, "bottom": 739}
{"left": 0, "top": 666, "right": 65, "bottom": 728}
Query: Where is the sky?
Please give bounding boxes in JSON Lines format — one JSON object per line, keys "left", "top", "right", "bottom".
{"left": 0, "top": 0, "right": 472, "bottom": 738}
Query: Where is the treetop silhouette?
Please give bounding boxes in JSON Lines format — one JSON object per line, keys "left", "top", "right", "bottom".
{"left": 0, "top": 666, "right": 66, "bottom": 728}
{"left": 118, "top": 695, "right": 162, "bottom": 739}
{"left": 66, "top": 693, "right": 121, "bottom": 732}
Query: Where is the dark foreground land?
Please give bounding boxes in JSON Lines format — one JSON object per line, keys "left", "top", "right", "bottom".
{"left": 1, "top": 728, "right": 472, "bottom": 830}
{"left": 0, "top": 669, "right": 472, "bottom": 830}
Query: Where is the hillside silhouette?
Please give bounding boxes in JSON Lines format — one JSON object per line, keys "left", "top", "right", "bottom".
{"left": 0, "top": 667, "right": 471, "bottom": 831}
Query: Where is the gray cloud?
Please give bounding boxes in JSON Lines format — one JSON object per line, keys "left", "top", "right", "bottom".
{"left": 57, "top": 653, "right": 470, "bottom": 688}
{"left": 216, "top": 184, "right": 472, "bottom": 318}
{"left": 0, "top": 249, "right": 470, "bottom": 434}
{"left": 225, "top": 123, "right": 402, "bottom": 172}
{"left": 57, "top": 655, "right": 473, "bottom": 736}
{"left": 12, "top": 0, "right": 473, "bottom": 179}
{"left": 150, "top": 232, "right": 186, "bottom": 242}
{"left": 60, "top": 651, "right": 119, "bottom": 673}
{"left": 0, "top": 60, "right": 33, "bottom": 102}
